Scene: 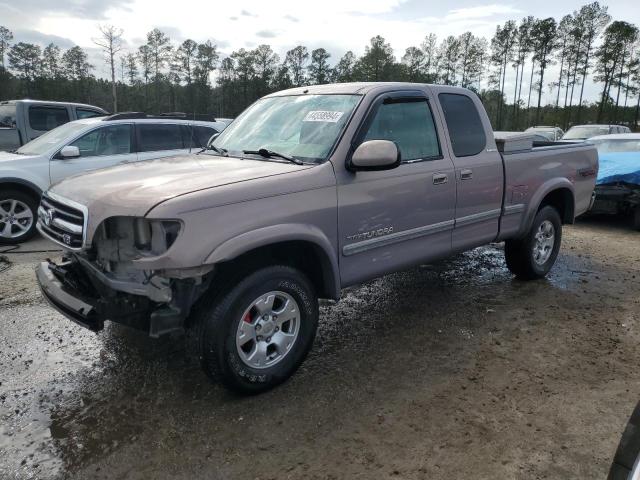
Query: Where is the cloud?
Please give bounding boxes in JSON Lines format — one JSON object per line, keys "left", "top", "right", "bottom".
{"left": 284, "top": 15, "right": 299, "bottom": 22}
{"left": 11, "top": 29, "right": 76, "bottom": 48}
{"left": 256, "top": 30, "right": 277, "bottom": 38}
{"left": 240, "top": 9, "right": 256, "bottom": 17}
{"left": 154, "top": 25, "right": 185, "bottom": 42}
{"left": 0, "top": 0, "right": 134, "bottom": 20}
{"left": 445, "top": 4, "right": 523, "bottom": 21}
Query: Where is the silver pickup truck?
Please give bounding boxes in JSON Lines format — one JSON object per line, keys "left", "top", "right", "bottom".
{"left": 35, "top": 83, "right": 598, "bottom": 394}
{"left": 0, "top": 99, "right": 107, "bottom": 151}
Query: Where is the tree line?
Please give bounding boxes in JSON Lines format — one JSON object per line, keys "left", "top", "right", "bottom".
{"left": 1, "top": 2, "right": 639, "bottom": 131}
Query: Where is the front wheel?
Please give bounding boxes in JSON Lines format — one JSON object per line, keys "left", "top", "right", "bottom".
{"left": 193, "top": 265, "right": 319, "bottom": 394}
{"left": 632, "top": 206, "right": 640, "bottom": 231}
{"left": 504, "top": 205, "right": 562, "bottom": 280}
{"left": 0, "top": 190, "right": 39, "bottom": 245}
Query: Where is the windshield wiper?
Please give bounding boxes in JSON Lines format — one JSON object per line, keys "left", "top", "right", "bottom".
{"left": 243, "top": 148, "right": 303, "bottom": 165}
{"left": 200, "top": 144, "right": 228, "bottom": 156}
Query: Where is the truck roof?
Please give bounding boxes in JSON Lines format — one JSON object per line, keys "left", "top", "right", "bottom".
{"left": 0, "top": 99, "right": 108, "bottom": 111}
{"left": 265, "top": 82, "right": 472, "bottom": 97}
{"left": 69, "top": 116, "right": 226, "bottom": 128}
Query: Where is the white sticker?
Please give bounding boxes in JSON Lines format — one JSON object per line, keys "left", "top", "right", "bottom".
{"left": 303, "top": 110, "right": 344, "bottom": 123}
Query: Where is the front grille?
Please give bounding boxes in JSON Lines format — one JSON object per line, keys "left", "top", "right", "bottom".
{"left": 38, "top": 194, "right": 86, "bottom": 249}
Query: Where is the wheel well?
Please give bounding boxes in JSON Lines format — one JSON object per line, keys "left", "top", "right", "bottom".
{"left": 539, "top": 188, "right": 575, "bottom": 224}
{"left": 212, "top": 241, "right": 338, "bottom": 300}
{"left": 0, "top": 181, "right": 41, "bottom": 203}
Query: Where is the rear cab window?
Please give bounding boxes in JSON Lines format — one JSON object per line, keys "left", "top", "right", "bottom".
{"left": 29, "top": 106, "right": 70, "bottom": 132}
{"left": 76, "top": 108, "right": 105, "bottom": 120}
{"left": 359, "top": 95, "right": 441, "bottom": 163}
{"left": 438, "top": 93, "right": 486, "bottom": 157}
{"left": 0, "top": 104, "right": 17, "bottom": 128}
{"left": 137, "top": 124, "right": 185, "bottom": 152}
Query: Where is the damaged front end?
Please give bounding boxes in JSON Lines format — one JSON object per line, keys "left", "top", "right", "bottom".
{"left": 37, "top": 214, "right": 212, "bottom": 338}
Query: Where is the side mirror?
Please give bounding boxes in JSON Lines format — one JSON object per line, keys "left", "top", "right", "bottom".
{"left": 59, "top": 145, "right": 80, "bottom": 159}
{"left": 349, "top": 140, "right": 400, "bottom": 171}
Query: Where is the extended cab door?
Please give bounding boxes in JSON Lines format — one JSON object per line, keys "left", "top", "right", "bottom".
{"left": 24, "top": 104, "right": 72, "bottom": 142}
{"left": 437, "top": 92, "right": 503, "bottom": 251}
{"left": 337, "top": 91, "right": 456, "bottom": 286}
{"left": 50, "top": 123, "right": 137, "bottom": 184}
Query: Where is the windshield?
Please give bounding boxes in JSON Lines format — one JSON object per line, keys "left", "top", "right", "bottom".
{"left": 562, "top": 126, "right": 609, "bottom": 140}
{"left": 0, "top": 105, "right": 16, "bottom": 128}
{"left": 212, "top": 94, "right": 361, "bottom": 162}
{"left": 591, "top": 138, "right": 640, "bottom": 154}
{"left": 16, "top": 121, "right": 89, "bottom": 155}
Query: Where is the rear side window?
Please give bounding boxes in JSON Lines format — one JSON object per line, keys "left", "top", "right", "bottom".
{"left": 76, "top": 108, "right": 104, "bottom": 119}
{"left": 439, "top": 93, "right": 486, "bottom": 157}
{"left": 362, "top": 99, "right": 440, "bottom": 162}
{"left": 138, "top": 124, "right": 184, "bottom": 152}
{"left": 182, "top": 125, "right": 218, "bottom": 148}
{"left": 67, "top": 125, "right": 132, "bottom": 157}
{"left": 29, "top": 106, "right": 70, "bottom": 131}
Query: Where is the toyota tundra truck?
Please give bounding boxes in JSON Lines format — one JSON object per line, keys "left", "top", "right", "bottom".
{"left": 35, "top": 83, "right": 598, "bottom": 394}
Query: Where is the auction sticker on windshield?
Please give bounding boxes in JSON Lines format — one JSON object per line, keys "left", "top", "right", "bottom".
{"left": 304, "top": 111, "right": 344, "bottom": 122}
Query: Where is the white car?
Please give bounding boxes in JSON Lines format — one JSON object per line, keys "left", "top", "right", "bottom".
{"left": 525, "top": 126, "right": 564, "bottom": 141}
{"left": 0, "top": 114, "right": 226, "bottom": 244}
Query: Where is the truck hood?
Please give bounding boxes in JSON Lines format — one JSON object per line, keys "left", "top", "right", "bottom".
{"left": 50, "top": 153, "right": 313, "bottom": 216}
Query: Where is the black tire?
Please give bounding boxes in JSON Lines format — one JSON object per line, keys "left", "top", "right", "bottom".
{"left": 193, "top": 265, "right": 318, "bottom": 394}
{"left": 0, "top": 189, "right": 39, "bottom": 245}
{"left": 608, "top": 401, "right": 640, "bottom": 479}
{"left": 632, "top": 206, "right": 640, "bottom": 231}
{"left": 504, "top": 205, "right": 562, "bottom": 280}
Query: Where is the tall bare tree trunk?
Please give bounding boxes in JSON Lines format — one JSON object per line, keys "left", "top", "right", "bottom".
{"left": 613, "top": 50, "right": 627, "bottom": 123}
{"left": 555, "top": 46, "right": 565, "bottom": 109}
{"left": 535, "top": 64, "right": 547, "bottom": 125}
{"left": 526, "top": 60, "right": 535, "bottom": 125}
{"left": 634, "top": 94, "right": 640, "bottom": 132}
{"left": 576, "top": 47, "right": 591, "bottom": 123}
{"left": 110, "top": 53, "right": 117, "bottom": 112}
{"left": 515, "top": 59, "right": 526, "bottom": 129}
{"left": 93, "top": 25, "right": 123, "bottom": 113}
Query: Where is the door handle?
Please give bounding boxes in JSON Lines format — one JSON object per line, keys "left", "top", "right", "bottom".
{"left": 460, "top": 169, "right": 473, "bottom": 180}
{"left": 432, "top": 173, "right": 448, "bottom": 185}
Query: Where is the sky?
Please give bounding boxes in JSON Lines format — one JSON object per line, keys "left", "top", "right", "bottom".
{"left": 2, "top": 0, "right": 640, "bottom": 103}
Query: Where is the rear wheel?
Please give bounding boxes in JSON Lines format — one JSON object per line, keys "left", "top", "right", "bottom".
{"left": 0, "top": 190, "right": 39, "bottom": 245}
{"left": 193, "top": 265, "right": 318, "bottom": 394}
{"left": 632, "top": 206, "right": 640, "bottom": 231}
{"left": 505, "top": 206, "right": 562, "bottom": 280}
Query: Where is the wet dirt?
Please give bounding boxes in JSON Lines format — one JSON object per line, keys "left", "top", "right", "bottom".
{"left": 1, "top": 218, "right": 639, "bottom": 480}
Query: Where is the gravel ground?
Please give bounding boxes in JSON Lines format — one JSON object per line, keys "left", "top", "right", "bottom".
{"left": 1, "top": 217, "right": 639, "bottom": 480}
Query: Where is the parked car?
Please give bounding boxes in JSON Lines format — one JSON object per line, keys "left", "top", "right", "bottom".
{"left": 0, "top": 99, "right": 108, "bottom": 152}
{"left": 214, "top": 117, "right": 234, "bottom": 127}
{"left": 561, "top": 124, "right": 631, "bottom": 141}
{"left": 525, "top": 126, "right": 564, "bottom": 141}
{"left": 0, "top": 114, "right": 226, "bottom": 244}
{"left": 494, "top": 131, "right": 554, "bottom": 144}
{"left": 35, "top": 83, "right": 598, "bottom": 394}
{"left": 588, "top": 133, "right": 640, "bottom": 229}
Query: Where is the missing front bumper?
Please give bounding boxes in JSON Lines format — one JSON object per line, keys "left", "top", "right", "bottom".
{"left": 36, "top": 259, "right": 188, "bottom": 337}
{"left": 36, "top": 261, "right": 104, "bottom": 332}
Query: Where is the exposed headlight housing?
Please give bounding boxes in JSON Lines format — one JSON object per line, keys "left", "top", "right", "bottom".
{"left": 95, "top": 217, "right": 182, "bottom": 263}
{"left": 133, "top": 218, "right": 182, "bottom": 253}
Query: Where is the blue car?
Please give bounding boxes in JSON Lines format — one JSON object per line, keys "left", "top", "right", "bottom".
{"left": 589, "top": 133, "right": 640, "bottom": 229}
